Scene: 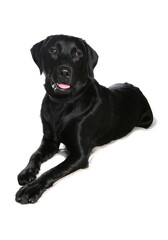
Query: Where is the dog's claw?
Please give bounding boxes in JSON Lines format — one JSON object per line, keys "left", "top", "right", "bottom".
{"left": 29, "top": 176, "right": 36, "bottom": 182}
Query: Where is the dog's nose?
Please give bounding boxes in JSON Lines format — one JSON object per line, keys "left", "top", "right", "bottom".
{"left": 58, "top": 67, "right": 71, "bottom": 79}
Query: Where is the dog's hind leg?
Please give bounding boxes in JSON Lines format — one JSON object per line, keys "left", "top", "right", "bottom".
{"left": 136, "top": 109, "right": 153, "bottom": 129}
{"left": 136, "top": 96, "right": 153, "bottom": 129}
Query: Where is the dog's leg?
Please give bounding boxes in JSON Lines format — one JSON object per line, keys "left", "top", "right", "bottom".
{"left": 16, "top": 151, "right": 89, "bottom": 204}
{"left": 17, "top": 138, "right": 59, "bottom": 185}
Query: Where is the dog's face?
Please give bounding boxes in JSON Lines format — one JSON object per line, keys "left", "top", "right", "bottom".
{"left": 31, "top": 35, "right": 98, "bottom": 98}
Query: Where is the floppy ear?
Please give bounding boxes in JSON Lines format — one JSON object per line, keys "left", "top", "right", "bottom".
{"left": 30, "top": 40, "right": 45, "bottom": 74}
{"left": 85, "top": 42, "right": 98, "bottom": 80}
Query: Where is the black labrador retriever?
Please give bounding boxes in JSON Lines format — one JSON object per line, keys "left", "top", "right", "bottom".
{"left": 16, "top": 35, "right": 153, "bottom": 204}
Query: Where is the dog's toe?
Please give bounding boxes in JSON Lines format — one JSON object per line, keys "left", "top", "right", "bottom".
{"left": 15, "top": 181, "right": 46, "bottom": 204}
{"left": 17, "top": 167, "right": 38, "bottom": 185}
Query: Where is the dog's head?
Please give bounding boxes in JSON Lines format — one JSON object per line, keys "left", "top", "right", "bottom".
{"left": 31, "top": 35, "right": 98, "bottom": 99}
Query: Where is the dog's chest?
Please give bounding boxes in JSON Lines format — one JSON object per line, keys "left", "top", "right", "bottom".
{"left": 42, "top": 100, "right": 77, "bottom": 137}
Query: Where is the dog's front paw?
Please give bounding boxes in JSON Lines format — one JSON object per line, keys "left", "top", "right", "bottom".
{"left": 17, "top": 166, "right": 39, "bottom": 185}
{"left": 15, "top": 181, "right": 46, "bottom": 204}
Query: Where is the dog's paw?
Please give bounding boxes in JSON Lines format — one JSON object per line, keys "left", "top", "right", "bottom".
{"left": 15, "top": 181, "right": 46, "bottom": 204}
{"left": 17, "top": 166, "right": 39, "bottom": 186}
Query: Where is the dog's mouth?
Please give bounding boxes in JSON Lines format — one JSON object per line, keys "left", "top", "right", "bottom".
{"left": 51, "top": 81, "right": 71, "bottom": 91}
{"left": 57, "top": 83, "right": 70, "bottom": 89}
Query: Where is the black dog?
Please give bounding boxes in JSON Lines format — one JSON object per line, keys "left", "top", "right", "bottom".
{"left": 16, "top": 35, "right": 153, "bottom": 204}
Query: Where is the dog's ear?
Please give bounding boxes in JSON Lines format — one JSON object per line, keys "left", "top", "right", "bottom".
{"left": 30, "top": 40, "right": 45, "bottom": 74}
{"left": 85, "top": 42, "right": 98, "bottom": 80}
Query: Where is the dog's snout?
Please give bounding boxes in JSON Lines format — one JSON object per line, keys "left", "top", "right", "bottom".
{"left": 58, "top": 66, "right": 72, "bottom": 79}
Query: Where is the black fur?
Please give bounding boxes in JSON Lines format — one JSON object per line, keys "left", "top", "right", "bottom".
{"left": 15, "top": 35, "right": 153, "bottom": 204}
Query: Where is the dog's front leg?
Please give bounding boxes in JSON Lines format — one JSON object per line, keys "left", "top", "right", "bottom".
{"left": 15, "top": 152, "right": 89, "bottom": 204}
{"left": 17, "top": 138, "right": 59, "bottom": 185}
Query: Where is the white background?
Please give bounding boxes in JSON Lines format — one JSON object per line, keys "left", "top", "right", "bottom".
{"left": 0, "top": 0, "right": 168, "bottom": 239}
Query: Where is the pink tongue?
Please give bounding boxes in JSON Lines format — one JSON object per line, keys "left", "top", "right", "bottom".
{"left": 57, "top": 83, "right": 70, "bottom": 89}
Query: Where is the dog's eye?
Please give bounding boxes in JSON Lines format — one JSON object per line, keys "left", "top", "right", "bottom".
{"left": 49, "top": 47, "right": 57, "bottom": 55}
{"left": 72, "top": 52, "right": 81, "bottom": 58}
{"left": 74, "top": 52, "right": 79, "bottom": 57}
{"left": 51, "top": 49, "right": 57, "bottom": 54}
{"left": 72, "top": 50, "right": 82, "bottom": 59}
